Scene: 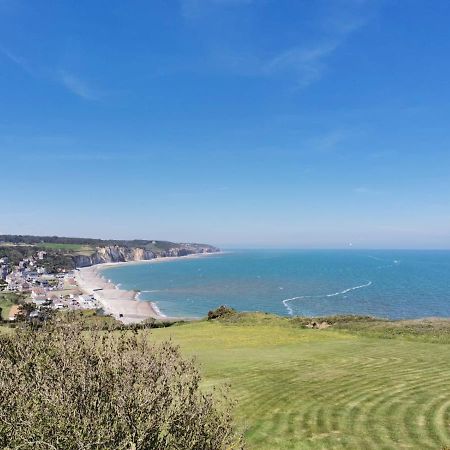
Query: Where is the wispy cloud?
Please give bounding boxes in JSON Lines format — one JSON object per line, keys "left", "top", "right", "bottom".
{"left": 58, "top": 71, "right": 99, "bottom": 100}
{"left": 0, "top": 46, "right": 100, "bottom": 100}
{"left": 263, "top": 1, "right": 376, "bottom": 88}
{"left": 186, "top": 0, "right": 378, "bottom": 88}
{"left": 354, "top": 186, "right": 382, "bottom": 195}
{"left": 0, "top": 46, "right": 34, "bottom": 74}
{"left": 0, "top": 46, "right": 24, "bottom": 65}
{"left": 264, "top": 41, "right": 340, "bottom": 88}
{"left": 306, "top": 129, "right": 349, "bottom": 153}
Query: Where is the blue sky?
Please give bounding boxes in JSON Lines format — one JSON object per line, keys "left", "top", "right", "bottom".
{"left": 1, "top": 0, "right": 450, "bottom": 248}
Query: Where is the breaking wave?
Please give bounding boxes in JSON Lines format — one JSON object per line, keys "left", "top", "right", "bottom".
{"left": 282, "top": 281, "right": 373, "bottom": 316}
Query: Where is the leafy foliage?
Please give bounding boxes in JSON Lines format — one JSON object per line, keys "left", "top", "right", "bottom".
{"left": 0, "top": 245, "right": 76, "bottom": 273}
{"left": 38, "top": 252, "right": 76, "bottom": 273}
{"left": 0, "top": 293, "right": 27, "bottom": 321}
{"left": 0, "top": 315, "right": 243, "bottom": 450}
{"left": 0, "top": 245, "right": 36, "bottom": 266}
{"left": 207, "top": 305, "right": 237, "bottom": 320}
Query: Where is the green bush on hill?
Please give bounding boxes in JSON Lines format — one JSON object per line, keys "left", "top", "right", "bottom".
{"left": 0, "top": 293, "right": 27, "bottom": 321}
{"left": 0, "top": 315, "right": 243, "bottom": 450}
{"left": 207, "top": 305, "right": 237, "bottom": 320}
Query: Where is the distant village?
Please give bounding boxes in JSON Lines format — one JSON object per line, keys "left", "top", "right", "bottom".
{"left": 0, "top": 250, "right": 97, "bottom": 321}
{"left": 0, "top": 235, "right": 219, "bottom": 323}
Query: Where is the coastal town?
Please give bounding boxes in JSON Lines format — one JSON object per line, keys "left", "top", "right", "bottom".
{"left": 0, "top": 237, "right": 218, "bottom": 324}
{"left": 0, "top": 250, "right": 98, "bottom": 322}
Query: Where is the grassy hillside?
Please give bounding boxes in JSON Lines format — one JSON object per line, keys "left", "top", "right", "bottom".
{"left": 37, "top": 242, "right": 92, "bottom": 252}
{"left": 150, "top": 314, "right": 450, "bottom": 450}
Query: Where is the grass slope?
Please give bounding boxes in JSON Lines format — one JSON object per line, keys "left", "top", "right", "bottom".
{"left": 151, "top": 315, "right": 450, "bottom": 450}
{"left": 38, "top": 242, "right": 95, "bottom": 256}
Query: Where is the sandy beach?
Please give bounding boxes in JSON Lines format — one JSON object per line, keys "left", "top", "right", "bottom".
{"left": 75, "top": 265, "right": 163, "bottom": 324}
{"left": 74, "top": 253, "right": 219, "bottom": 324}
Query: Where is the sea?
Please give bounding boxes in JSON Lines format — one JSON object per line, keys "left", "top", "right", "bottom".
{"left": 100, "top": 250, "right": 450, "bottom": 320}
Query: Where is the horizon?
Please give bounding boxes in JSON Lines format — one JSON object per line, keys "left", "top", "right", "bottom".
{"left": 1, "top": 1, "right": 450, "bottom": 248}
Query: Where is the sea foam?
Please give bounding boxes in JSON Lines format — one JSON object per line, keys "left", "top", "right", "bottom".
{"left": 282, "top": 281, "right": 373, "bottom": 316}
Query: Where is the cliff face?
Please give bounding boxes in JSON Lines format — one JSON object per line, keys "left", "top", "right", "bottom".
{"left": 91, "top": 246, "right": 156, "bottom": 265}
{"left": 73, "top": 244, "right": 219, "bottom": 268}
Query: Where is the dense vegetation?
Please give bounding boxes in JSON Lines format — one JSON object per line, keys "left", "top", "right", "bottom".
{"left": 37, "top": 252, "right": 77, "bottom": 273}
{"left": 0, "top": 292, "right": 26, "bottom": 320}
{"left": 0, "top": 315, "right": 242, "bottom": 450}
{"left": 0, "top": 245, "right": 37, "bottom": 266}
{"left": 0, "top": 245, "right": 76, "bottom": 272}
{"left": 151, "top": 312, "right": 450, "bottom": 449}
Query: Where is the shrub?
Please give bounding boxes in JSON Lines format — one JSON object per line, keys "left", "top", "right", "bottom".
{"left": 207, "top": 305, "right": 237, "bottom": 321}
{"left": 0, "top": 315, "right": 243, "bottom": 449}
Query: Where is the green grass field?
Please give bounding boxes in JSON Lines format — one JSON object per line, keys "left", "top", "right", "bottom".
{"left": 151, "top": 315, "right": 450, "bottom": 449}
{"left": 37, "top": 242, "right": 92, "bottom": 252}
{"left": 0, "top": 241, "right": 95, "bottom": 256}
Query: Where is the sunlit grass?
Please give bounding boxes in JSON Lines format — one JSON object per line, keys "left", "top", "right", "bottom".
{"left": 151, "top": 316, "right": 450, "bottom": 449}
{"left": 37, "top": 242, "right": 93, "bottom": 253}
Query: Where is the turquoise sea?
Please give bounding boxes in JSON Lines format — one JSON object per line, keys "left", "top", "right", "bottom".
{"left": 101, "top": 250, "right": 450, "bottom": 319}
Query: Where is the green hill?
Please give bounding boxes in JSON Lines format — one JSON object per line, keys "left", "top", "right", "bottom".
{"left": 150, "top": 314, "right": 450, "bottom": 449}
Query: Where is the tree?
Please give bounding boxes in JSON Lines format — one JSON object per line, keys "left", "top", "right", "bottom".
{"left": 0, "top": 314, "right": 243, "bottom": 449}
{"left": 208, "top": 305, "right": 237, "bottom": 320}
{"left": 15, "top": 302, "right": 34, "bottom": 321}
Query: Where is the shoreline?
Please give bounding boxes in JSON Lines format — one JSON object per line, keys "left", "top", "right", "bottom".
{"left": 74, "top": 252, "right": 221, "bottom": 324}
{"left": 96, "top": 250, "right": 222, "bottom": 271}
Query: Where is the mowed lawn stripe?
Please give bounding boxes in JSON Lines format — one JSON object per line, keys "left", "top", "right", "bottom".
{"left": 150, "top": 320, "right": 450, "bottom": 449}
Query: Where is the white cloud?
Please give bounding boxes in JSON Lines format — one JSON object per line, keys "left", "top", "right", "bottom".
{"left": 354, "top": 186, "right": 382, "bottom": 195}
{"left": 263, "top": 0, "right": 376, "bottom": 88}
{"left": 189, "top": 0, "right": 378, "bottom": 88}
{"left": 58, "top": 71, "right": 98, "bottom": 100}
{"left": 0, "top": 46, "right": 34, "bottom": 74}
{"left": 264, "top": 41, "right": 340, "bottom": 87}
{"left": 1, "top": 46, "right": 100, "bottom": 101}
{"left": 0, "top": 46, "right": 23, "bottom": 65}
{"left": 306, "top": 129, "right": 348, "bottom": 153}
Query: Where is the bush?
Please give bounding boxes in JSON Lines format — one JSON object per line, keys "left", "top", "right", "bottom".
{"left": 207, "top": 305, "right": 237, "bottom": 320}
{"left": 0, "top": 315, "right": 243, "bottom": 449}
